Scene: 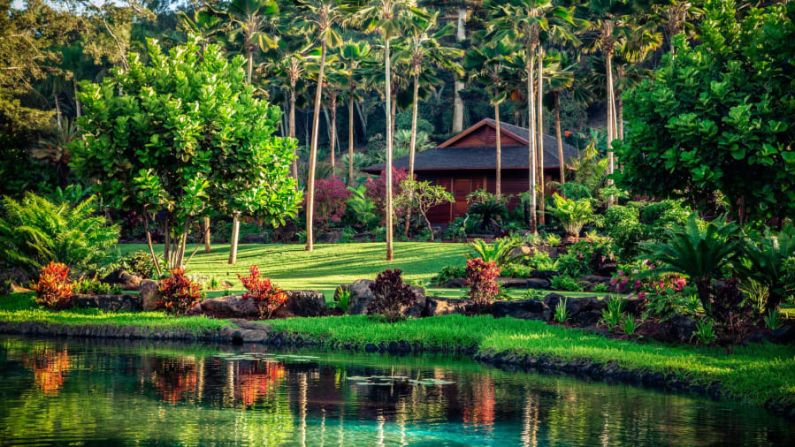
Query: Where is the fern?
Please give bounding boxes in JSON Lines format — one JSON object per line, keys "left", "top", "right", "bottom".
{"left": 468, "top": 237, "right": 521, "bottom": 267}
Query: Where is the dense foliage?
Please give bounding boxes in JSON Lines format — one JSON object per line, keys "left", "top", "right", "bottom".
{"left": 367, "top": 269, "right": 418, "bottom": 322}
{"left": 34, "top": 262, "right": 73, "bottom": 310}
{"left": 617, "top": 0, "right": 795, "bottom": 223}
{"left": 465, "top": 257, "right": 500, "bottom": 310}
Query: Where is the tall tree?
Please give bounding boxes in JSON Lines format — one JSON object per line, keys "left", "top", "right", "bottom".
{"left": 298, "top": 0, "right": 343, "bottom": 252}
{"left": 338, "top": 40, "right": 372, "bottom": 185}
{"left": 542, "top": 50, "right": 575, "bottom": 184}
{"left": 351, "top": 0, "right": 417, "bottom": 261}
{"left": 652, "top": 0, "right": 703, "bottom": 56}
{"left": 487, "top": 0, "right": 573, "bottom": 232}
{"left": 263, "top": 49, "right": 306, "bottom": 179}
{"left": 464, "top": 36, "right": 518, "bottom": 197}
{"left": 224, "top": 0, "right": 279, "bottom": 83}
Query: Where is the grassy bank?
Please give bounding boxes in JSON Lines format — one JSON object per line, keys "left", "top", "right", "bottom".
{"left": 267, "top": 314, "right": 795, "bottom": 407}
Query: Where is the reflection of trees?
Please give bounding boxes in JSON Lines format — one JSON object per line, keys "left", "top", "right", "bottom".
{"left": 461, "top": 375, "right": 496, "bottom": 431}
{"left": 22, "top": 346, "right": 71, "bottom": 396}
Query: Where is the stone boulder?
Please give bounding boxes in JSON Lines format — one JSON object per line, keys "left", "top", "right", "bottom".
{"left": 138, "top": 279, "right": 162, "bottom": 311}
{"left": 72, "top": 294, "right": 142, "bottom": 312}
{"left": 101, "top": 269, "right": 143, "bottom": 290}
{"left": 543, "top": 293, "right": 607, "bottom": 327}
{"left": 347, "top": 279, "right": 426, "bottom": 318}
{"left": 499, "top": 278, "right": 530, "bottom": 288}
{"left": 530, "top": 270, "right": 558, "bottom": 280}
{"left": 491, "top": 299, "right": 547, "bottom": 320}
{"left": 666, "top": 315, "right": 697, "bottom": 343}
{"left": 424, "top": 296, "right": 474, "bottom": 316}
{"left": 526, "top": 278, "right": 550, "bottom": 289}
{"left": 276, "top": 291, "right": 328, "bottom": 317}
{"left": 440, "top": 278, "right": 467, "bottom": 288}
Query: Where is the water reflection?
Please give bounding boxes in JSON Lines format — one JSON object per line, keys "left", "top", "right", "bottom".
{"left": 0, "top": 336, "right": 793, "bottom": 446}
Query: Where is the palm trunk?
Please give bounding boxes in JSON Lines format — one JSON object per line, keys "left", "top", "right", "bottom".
{"left": 527, "top": 47, "right": 537, "bottom": 233}
{"left": 404, "top": 72, "right": 420, "bottom": 238}
{"left": 289, "top": 86, "right": 298, "bottom": 180}
{"left": 164, "top": 218, "right": 171, "bottom": 264}
{"left": 329, "top": 92, "right": 337, "bottom": 175}
{"left": 616, "top": 65, "right": 625, "bottom": 140}
{"left": 348, "top": 91, "right": 355, "bottom": 185}
{"left": 494, "top": 102, "right": 502, "bottom": 197}
{"left": 203, "top": 216, "right": 211, "bottom": 253}
{"left": 554, "top": 93, "right": 565, "bottom": 184}
{"left": 73, "top": 79, "right": 81, "bottom": 118}
{"left": 305, "top": 38, "right": 328, "bottom": 252}
{"left": 537, "top": 49, "right": 545, "bottom": 225}
{"left": 605, "top": 49, "right": 616, "bottom": 205}
{"left": 228, "top": 212, "right": 241, "bottom": 264}
{"left": 384, "top": 38, "right": 394, "bottom": 261}
{"left": 247, "top": 51, "right": 253, "bottom": 84}
{"left": 452, "top": 7, "right": 466, "bottom": 133}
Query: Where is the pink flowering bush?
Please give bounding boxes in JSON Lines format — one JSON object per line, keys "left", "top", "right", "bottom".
{"left": 313, "top": 176, "right": 351, "bottom": 229}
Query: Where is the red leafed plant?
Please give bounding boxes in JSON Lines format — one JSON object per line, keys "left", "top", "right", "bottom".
{"left": 466, "top": 258, "right": 500, "bottom": 310}
{"left": 34, "top": 262, "right": 73, "bottom": 309}
{"left": 365, "top": 168, "right": 408, "bottom": 218}
{"left": 313, "top": 176, "right": 351, "bottom": 228}
{"left": 239, "top": 265, "right": 288, "bottom": 319}
{"left": 158, "top": 267, "right": 202, "bottom": 315}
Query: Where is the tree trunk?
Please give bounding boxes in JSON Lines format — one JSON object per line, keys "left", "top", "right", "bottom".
{"left": 143, "top": 215, "right": 162, "bottom": 277}
{"left": 164, "top": 218, "right": 171, "bottom": 264}
{"left": 355, "top": 101, "right": 367, "bottom": 139}
{"left": 526, "top": 47, "right": 537, "bottom": 233}
{"left": 305, "top": 39, "right": 328, "bottom": 252}
{"left": 404, "top": 72, "right": 420, "bottom": 238}
{"left": 247, "top": 50, "right": 253, "bottom": 84}
{"left": 452, "top": 6, "right": 466, "bottom": 133}
{"left": 605, "top": 49, "right": 616, "bottom": 206}
{"left": 348, "top": 90, "right": 355, "bottom": 185}
{"left": 554, "top": 93, "right": 565, "bottom": 184}
{"left": 616, "top": 65, "right": 625, "bottom": 141}
{"left": 228, "top": 212, "right": 241, "bottom": 264}
{"left": 203, "top": 216, "right": 211, "bottom": 253}
{"left": 73, "top": 79, "right": 81, "bottom": 118}
{"left": 289, "top": 86, "right": 298, "bottom": 180}
{"left": 494, "top": 102, "right": 502, "bottom": 197}
{"left": 329, "top": 93, "right": 337, "bottom": 175}
{"left": 537, "top": 49, "right": 545, "bottom": 225}
{"left": 385, "top": 38, "right": 394, "bottom": 261}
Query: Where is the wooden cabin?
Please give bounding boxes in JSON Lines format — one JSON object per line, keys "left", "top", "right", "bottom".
{"left": 363, "top": 118, "right": 579, "bottom": 224}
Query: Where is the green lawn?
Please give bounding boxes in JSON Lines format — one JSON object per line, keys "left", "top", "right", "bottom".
{"left": 267, "top": 314, "right": 795, "bottom": 408}
{"left": 119, "top": 242, "right": 468, "bottom": 293}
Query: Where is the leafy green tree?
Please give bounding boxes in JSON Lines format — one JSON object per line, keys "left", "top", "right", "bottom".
{"left": 394, "top": 179, "right": 454, "bottom": 240}
{"left": 0, "top": 193, "right": 119, "bottom": 275}
{"left": 71, "top": 38, "right": 299, "bottom": 268}
{"left": 616, "top": 0, "right": 795, "bottom": 223}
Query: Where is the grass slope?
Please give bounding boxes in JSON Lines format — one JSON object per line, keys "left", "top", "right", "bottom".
{"left": 267, "top": 314, "right": 795, "bottom": 407}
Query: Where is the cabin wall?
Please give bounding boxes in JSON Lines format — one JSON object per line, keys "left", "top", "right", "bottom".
{"left": 419, "top": 169, "right": 559, "bottom": 225}
{"left": 448, "top": 126, "right": 525, "bottom": 148}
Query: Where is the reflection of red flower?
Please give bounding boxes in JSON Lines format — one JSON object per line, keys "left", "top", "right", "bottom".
{"left": 237, "top": 362, "right": 285, "bottom": 407}
{"left": 24, "top": 348, "right": 71, "bottom": 395}
{"left": 564, "top": 130, "right": 572, "bottom": 137}
{"left": 462, "top": 377, "right": 496, "bottom": 430}
{"left": 152, "top": 359, "right": 199, "bottom": 404}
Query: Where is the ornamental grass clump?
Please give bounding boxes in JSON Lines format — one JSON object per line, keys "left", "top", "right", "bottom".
{"left": 158, "top": 267, "right": 202, "bottom": 315}
{"left": 466, "top": 258, "right": 500, "bottom": 311}
{"left": 239, "top": 265, "right": 288, "bottom": 319}
{"left": 34, "top": 262, "right": 73, "bottom": 310}
{"left": 368, "top": 269, "right": 418, "bottom": 322}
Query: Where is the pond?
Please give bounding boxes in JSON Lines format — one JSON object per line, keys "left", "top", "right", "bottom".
{"left": 0, "top": 336, "right": 793, "bottom": 446}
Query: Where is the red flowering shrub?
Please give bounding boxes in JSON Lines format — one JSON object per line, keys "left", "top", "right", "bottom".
{"left": 365, "top": 168, "right": 408, "bottom": 220}
{"left": 34, "top": 262, "right": 73, "bottom": 309}
{"left": 239, "top": 265, "right": 288, "bottom": 319}
{"left": 313, "top": 176, "right": 351, "bottom": 229}
{"left": 466, "top": 258, "right": 500, "bottom": 310}
{"left": 158, "top": 267, "right": 202, "bottom": 315}
{"left": 367, "top": 269, "right": 418, "bottom": 321}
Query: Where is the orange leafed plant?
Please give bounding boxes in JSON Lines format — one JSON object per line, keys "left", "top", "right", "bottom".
{"left": 158, "top": 267, "right": 202, "bottom": 315}
{"left": 239, "top": 265, "right": 288, "bottom": 319}
{"left": 34, "top": 262, "right": 73, "bottom": 309}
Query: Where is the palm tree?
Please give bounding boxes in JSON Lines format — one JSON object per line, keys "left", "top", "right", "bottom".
{"left": 263, "top": 49, "right": 306, "bottom": 178}
{"left": 652, "top": 0, "right": 703, "bottom": 56}
{"left": 224, "top": 0, "right": 280, "bottom": 83}
{"left": 178, "top": 7, "right": 225, "bottom": 50}
{"left": 487, "top": 0, "right": 574, "bottom": 232}
{"left": 350, "top": 0, "right": 417, "bottom": 261}
{"left": 464, "top": 36, "right": 518, "bottom": 197}
{"left": 338, "top": 40, "right": 372, "bottom": 185}
{"left": 542, "top": 50, "right": 575, "bottom": 184}
{"left": 297, "top": 0, "right": 343, "bottom": 252}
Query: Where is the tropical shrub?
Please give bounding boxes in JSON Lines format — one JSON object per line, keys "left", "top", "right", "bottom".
{"left": 547, "top": 194, "right": 593, "bottom": 240}
{"left": 525, "top": 250, "right": 557, "bottom": 271}
{"left": 443, "top": 217, "right": 468, "bottom": 241}
{"left": 72, "top": 277, "right": 121, "bottom": 295}
{"left": 603, "top": 205, "right": 644, "bottom": 258}
{"left": 550, "top": 275, "right": 581, "bottom": 292}
{"left": 646, "top": 215, "right": 743, "bottom": 322}
{"left": 764, "top": 309, "right": 782, "bottom": 331}
{"left": 738, "top": 224, "right": 795, "bottom": 313}
{"left": 367, "top": 269, "right": 418, "bottom": 322}
{"left": 557, "top": 182, "right": 592, "bottom": 200}
{"left": 468, "top": 238, "right": 520, "bottom": 267}
{"left": 345, "top": 185, "right": 379, "bottom": 231}
{"left": 0, "top": 193, "right": 119, "bottom": 274}
{"left": 158, "top": 268, "right": 202, "bottom": 315}
{"left": 394, "top": 180, "right": 454, "bottom": 240}
{"left": 466, "top": 258, "right": 500, "bottom": 310}
{"left": 365, "top": 168, "right": 408, "bottom": 215}
{"left": 466, "top": 190, "right": 508, "bottom": 232}
{"left": 116, "top": 250, "right": 165, "bottom": 279}
{"left": 500, "top": 263, "right": 533, "bottom": 279}
{"left": 239, "top": 265, "right": 288, "bottom": 319}
{"left": 333, "top": 285, "right": 351, "bottom": 313}
{"left": 313, "top": 177, "right": 351, "bottom": 229}
{"left": 430, "top": 265, "right": 466, "bottom": 285}
{"left": 34, "top": 262, "right": 73, "bottom": 309}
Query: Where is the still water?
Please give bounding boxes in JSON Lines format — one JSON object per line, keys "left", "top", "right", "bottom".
{"left": 0, "top": 336, "right": 792, "bottom": 446}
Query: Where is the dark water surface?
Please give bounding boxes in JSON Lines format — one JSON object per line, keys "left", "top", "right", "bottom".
{"left": 0, "top": 336, "right": 792, "bottom": 446}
